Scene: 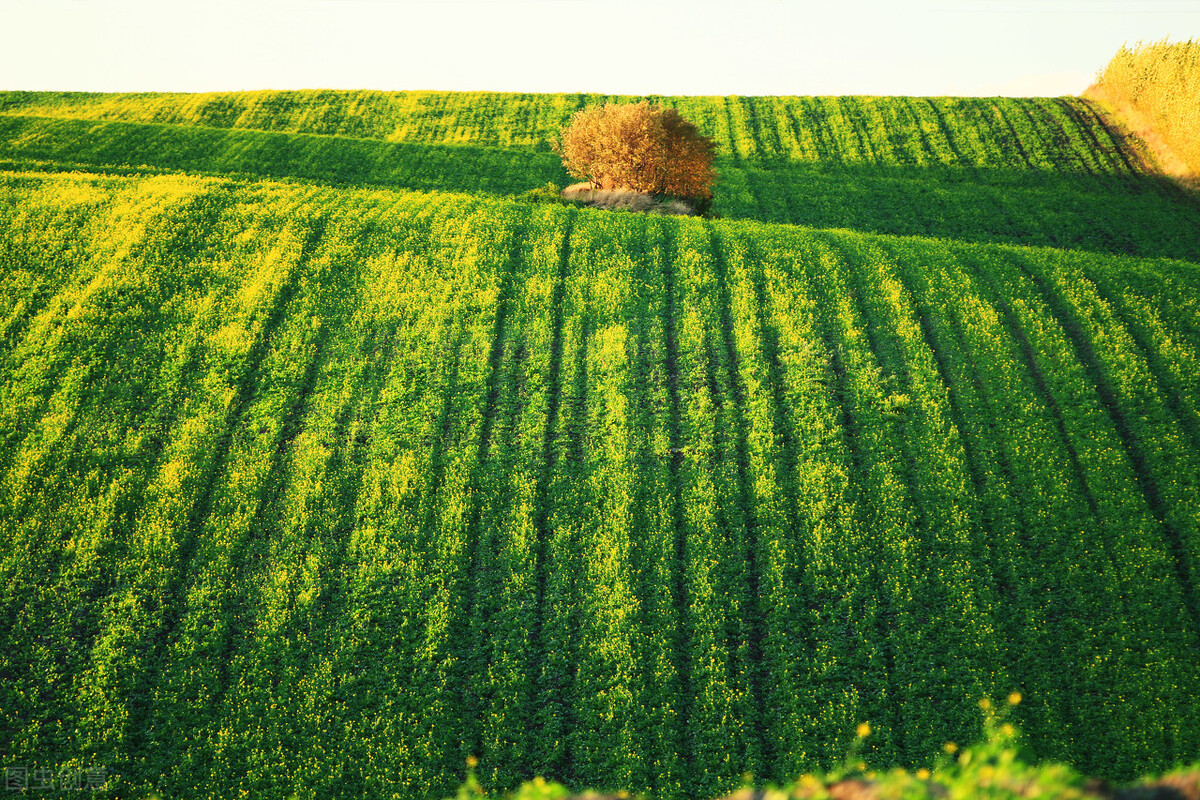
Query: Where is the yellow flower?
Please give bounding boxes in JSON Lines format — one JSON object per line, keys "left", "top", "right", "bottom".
{"left": 856, "top": 721, "right": 872, "bottom": 738}
{"left": 466, "top": 756, "right": 478, "bottom": 769}
{"left": 978, "top": 698, "right": 992, "bottom": 710}
{"left": 915, "top": 768, "right": 931, "bottom": 780}
{"left": 1001, "top": 724, "right": 1015, "bottom": 737}
{"left": 1008, "top": 692, "right": 1022, "bottom": 706}
{"left": 943, "top": 742, "right": 958, "bottom": 755}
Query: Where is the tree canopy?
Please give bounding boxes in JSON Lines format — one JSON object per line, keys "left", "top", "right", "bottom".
{"left": 556, "top": 101, "right": 716, "bottom": 199}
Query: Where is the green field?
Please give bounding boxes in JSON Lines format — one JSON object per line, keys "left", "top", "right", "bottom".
{"left": 1, "top": 91, "right": 1199, "bottom": 800}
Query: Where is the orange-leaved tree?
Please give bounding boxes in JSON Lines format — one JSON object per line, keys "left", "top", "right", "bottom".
{"left": 555, "top": 101, "right": 716, "bottom": 199}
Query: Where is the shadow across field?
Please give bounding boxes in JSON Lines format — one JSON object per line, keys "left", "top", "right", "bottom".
{"left": 0, "top": 114, "right": 568, "bottom": 197}
{"left": 3, "top": 113, "right": 1199, "bottom": 262}
{"left": 720, "top": 161, "right": 1200, "bottom": 262}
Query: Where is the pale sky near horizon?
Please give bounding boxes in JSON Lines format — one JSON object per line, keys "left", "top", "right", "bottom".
{"left": 1, "top": 0, "right": 1197, "bottom": 97}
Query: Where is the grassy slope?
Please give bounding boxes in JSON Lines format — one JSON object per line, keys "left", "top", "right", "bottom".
{"left": 1, "top": 91, "right": 1199, "bottom": 800}
{"left": 3, "top": 91, "right": 1199, "bottom": 260}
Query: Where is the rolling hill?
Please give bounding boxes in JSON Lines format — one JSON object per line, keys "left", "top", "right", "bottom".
{"left": 1, "top": 90, "right": 1199, "bottom": 800}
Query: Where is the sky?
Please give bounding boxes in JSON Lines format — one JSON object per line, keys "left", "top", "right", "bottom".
{"left": 0, "top": 0, "right": 1197, "bottom": 97}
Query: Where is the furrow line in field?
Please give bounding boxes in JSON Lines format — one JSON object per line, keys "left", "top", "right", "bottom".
{"left": 549, "top": 297, "right": 592, "bottom": 787}
{"left": 616, "top": 215, "right": 684, "bottom": 798}
{"left": 743, "top": 245, "right": 809, "bottom": 620}
{"left": 1078, "top": 98, "right": 1148, "bottom": 178}
{"left": 889, "top": 244, "right": 1058, "bottom": 740}
{"left": 803, "top": 241, "right": 901, "bottom": 754}
{"left": 1041, "top": 100, "right": 1100, "bottom": 174}
{"left": 206, "top": 288, "right": 337, "bottom": 708}
{"left": 178, "top": 211, "right": 406, "bottom": 796}
{"left": 205, "top": 209, "right": 389, "bottom": 723}
{"left": 741, "top": 97, "right": 776, "bottom": 161}
{"left": 707, "top": 225, "right": 769, "bottom": 775}
{"left": 991, "top": 101, "right": 1036, "bottom": 170}
{"left": 933, "top": 248, "right": 1096, "bottom": 755}
{"left": 0, "top": 185, "right": 240, "bottom": 771}
{"left": 415, "top": 326, "right": 468, "bottom": 550}
{"left": 792, "top": 98, "right": 834, "bottom": 161}
{"left": 955, "top": 252, "right": 1174, "bottom": 776}
{"left": 742, "top": 242, "right": 803, "bottom": 781}
{"left": 891, "top": 257, "right": 988, "bottom": 515}
{"left": 0, "top": 184, "right": 228, "bottom": 502}
{"left": 1039, "top": 100, "right": 1099, "bottom": 175}
{"left": 454, "top": 218, "right": 529, "bottom": 765}
{"left": 657, "top": 220, "right": 692, "bottom": 781}
{"left": 1013, "top": 259, "right": 1200, "bottom": 632}
{"left": 841, "top": 99, "right": 877, "bottom": 163}
{"left": 922, "top": 99, "right": 971, "bottom": 168}
{"left": 829, "top": 231, "right": 1001, "bottom": 753}
{"left": 122, "top": 211, "right": 327, "bottom": 761}
{"left": 970, "top": 268, "right": 1104, "bottom": 522}
{"left": 1055, "top": 98, "right": 1134, "bottom": 177}
{"left": 310, "top": 316, "right": 404, "bottom": 635}
{"left": 1083, "top": 280, "right": 1200, "bottom": 459}
{"left": 528, "top": 212, "right": 575, "bottom": 780}
{"left": 722, "top": 97, "right": 745, "bottom": 164}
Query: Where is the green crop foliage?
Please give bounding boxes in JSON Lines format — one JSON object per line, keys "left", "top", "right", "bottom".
{"left": 1, "top": 87, "right": 1199, "bottom": 800}
{"left": 4, "top": 92, "right": 1200, "bottom": 259}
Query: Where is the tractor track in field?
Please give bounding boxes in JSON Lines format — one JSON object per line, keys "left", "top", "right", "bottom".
{"left": 1013, "top": 257, "right": 1200, "bottom": 635}
{"left": 707, "top": 225, "right": 771, "bottom": 777}
{"left": 803, "top": 238, "right": 902, "bottom": 755}
{"left": 527, "top": 210, "right": 575, "bottom": 781}
{"left": 657, "top": 219, "right": 694, "bottom": 780}
{"left": 449, "top": 215, "right": 530, "bottom": 766}
{"left": 122, "top": 212, "right": 327, "bottom": 766}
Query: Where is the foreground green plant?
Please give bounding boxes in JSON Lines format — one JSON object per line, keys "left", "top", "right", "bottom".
{"left": 518, "top": 182, "right": 585, "bottom": 206}
{"left": 460, "top": 698, "right": 1200, "bottom": 800}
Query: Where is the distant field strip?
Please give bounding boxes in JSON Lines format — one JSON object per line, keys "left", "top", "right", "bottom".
{"left": 0, "top": 114, "right": 565, "bottom": 195}
{"left": 2, "top": 171, "right": 1198, "bottom": 800}
{"left": 3, "top": 111, "right": 1198, "bottom": 261}
{"left": 0, "top": 91, "right": 1141, "bottom": 169}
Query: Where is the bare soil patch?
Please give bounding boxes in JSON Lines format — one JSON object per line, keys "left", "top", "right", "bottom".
{"left": 562, "top": 182, "right": 701, "bottom": 216}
